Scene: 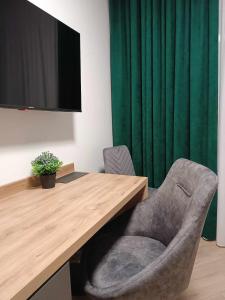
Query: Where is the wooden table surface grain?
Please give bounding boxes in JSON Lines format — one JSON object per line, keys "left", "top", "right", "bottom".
{"left": 0, "top": 173, "right": 148, "bottom": 300}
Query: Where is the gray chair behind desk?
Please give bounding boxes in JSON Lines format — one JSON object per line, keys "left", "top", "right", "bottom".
{"left": 103, "top": 145, "right": 157, "bottom": 196}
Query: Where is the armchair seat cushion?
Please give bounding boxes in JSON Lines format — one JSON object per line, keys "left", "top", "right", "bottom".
{"left": 85, "top": 235, "right": 166, "bottom": 290}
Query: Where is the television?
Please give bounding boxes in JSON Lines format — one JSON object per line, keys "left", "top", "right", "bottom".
{"left": 0, "top": 0, "right": 81, "bottom": 112}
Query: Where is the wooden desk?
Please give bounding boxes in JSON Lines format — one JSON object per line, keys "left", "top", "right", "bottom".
{"left": 0, "top": 172, "right": 148, "bottom": 300}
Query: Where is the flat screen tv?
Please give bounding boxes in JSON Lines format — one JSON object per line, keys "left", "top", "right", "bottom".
{"left": 0, "top": 0, "right": 81, "bottom": 112}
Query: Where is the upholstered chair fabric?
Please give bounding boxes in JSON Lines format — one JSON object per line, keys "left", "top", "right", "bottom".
{"left": 103, "top": 145, "right": 156, "bottom": 197}
{"left": 103, "top": 146, "right": 136, "bottom": 176}
{"left": 81, "top": 159, "right": 217, "bottom": 300}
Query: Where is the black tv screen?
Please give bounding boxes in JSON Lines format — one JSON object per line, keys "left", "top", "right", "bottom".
{"left": 0, "top": 0, "right": 81, "bottom": 112}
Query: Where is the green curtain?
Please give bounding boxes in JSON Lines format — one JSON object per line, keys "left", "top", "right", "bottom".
{"left": 109, "top": 0, "right": 218, "bottom": 240}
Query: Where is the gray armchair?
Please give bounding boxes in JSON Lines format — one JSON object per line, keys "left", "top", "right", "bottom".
{"left": 103, "top": 145, "right": 156, "bottom": 196}
{"left": 103, "top": 145, "right": 136, "bottom": 176}
{"left": 81, "top": 158, "right": 217, "bottom": 300}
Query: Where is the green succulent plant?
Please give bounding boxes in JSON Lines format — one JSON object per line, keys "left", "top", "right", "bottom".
{"left": 31, "top": 151, "right": 63, "bottom": 176}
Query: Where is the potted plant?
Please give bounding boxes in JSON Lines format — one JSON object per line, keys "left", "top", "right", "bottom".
{"left": 31, "top": 151, "right": 63, "bottom": 189}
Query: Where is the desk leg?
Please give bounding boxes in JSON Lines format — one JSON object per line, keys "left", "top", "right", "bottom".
{"left": 29, "top": 263, "right": 72, "bottom": 300}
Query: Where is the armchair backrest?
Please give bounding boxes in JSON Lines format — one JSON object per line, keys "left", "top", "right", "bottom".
{"left": 103, "top": 145, "right": 136, "bottom": 176}
{"left": 149, "top": 158, "right": 217, "bottom": 245}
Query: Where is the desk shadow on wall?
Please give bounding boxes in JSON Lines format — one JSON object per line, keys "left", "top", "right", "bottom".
{"left": 0, "top": 108, "right": 74, "bottom": 146}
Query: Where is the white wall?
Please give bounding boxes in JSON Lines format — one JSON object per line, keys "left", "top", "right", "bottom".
{"left": 0, "top": 0, "right": 112, "bottom": 185}
{"left": 217, "top": 0, "right": 225, "bottom": 246}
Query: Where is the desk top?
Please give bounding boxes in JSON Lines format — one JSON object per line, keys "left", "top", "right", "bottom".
{"left": 0, "top": 172, "right": 148, "bottom": 300}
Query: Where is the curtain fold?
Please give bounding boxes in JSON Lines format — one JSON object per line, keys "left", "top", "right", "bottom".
{"left": 109, "top": 0, "right": 218, "bottom": 239}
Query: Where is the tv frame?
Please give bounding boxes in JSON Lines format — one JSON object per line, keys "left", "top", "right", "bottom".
{"left": 0, "top": 0, "right": 82, "bottom": 113}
